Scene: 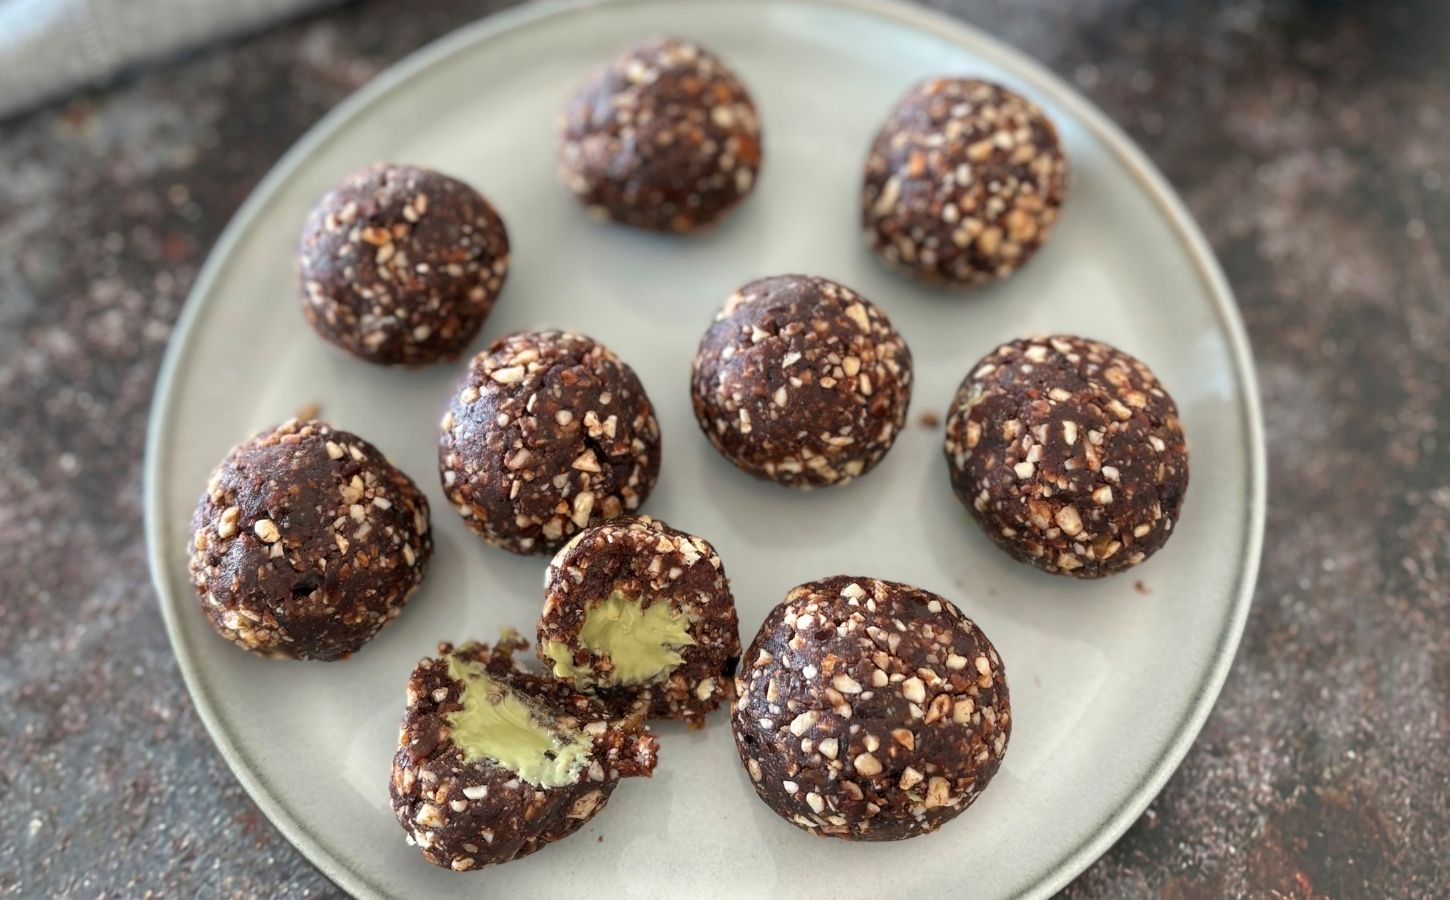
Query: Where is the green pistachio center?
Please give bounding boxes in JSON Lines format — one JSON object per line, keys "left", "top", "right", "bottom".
{"left": 545, "top": 591, "right": 696, "bottom": 686}
{"left": 444, "top": 652, "right": 593, "bottom": 789}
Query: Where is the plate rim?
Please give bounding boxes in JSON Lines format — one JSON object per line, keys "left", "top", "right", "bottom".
{"left": 143, "top": 0, "right": 1267, "bottom": 896}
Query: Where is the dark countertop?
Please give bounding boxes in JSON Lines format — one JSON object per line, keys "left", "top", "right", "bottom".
{"left": 2, "top": 0, "right": 1446, "bottom": 896}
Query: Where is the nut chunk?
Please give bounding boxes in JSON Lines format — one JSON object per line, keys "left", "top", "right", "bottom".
{"left": 732, "top": 576, "right": 1010, "bottom": 841}
{"left": 188, "top": 418, "right": 432, "bottom": 660}
{"left": 943, "top": 334, "right": 1189, "bottom": 577}
{"left": 440, "top": 330, "right": 662, "bottom": 556}
{"left": 539, "top": 516, "right": 741, "bottom": 726}
{"left": 390, "top": 636, "right": 658, "bottom": 871}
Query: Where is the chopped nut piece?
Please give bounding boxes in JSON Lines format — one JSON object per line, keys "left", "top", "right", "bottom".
{"left": 1054, "top": 505, "right": 1083, "bottom": 537}
{"left": 924, "top": 776, "right": 951, "bottom": 809}
{"left": 253, "top": 519, "right": 280, "bottom": 543}
{"left": 853, "top": 752, "right": 883, "bottom": 776}
{"left": 901, "top": 676, "right": 926, "bottom": 704}
{"left": 216, "top": 505, "right": 239, "bottom": 539}
{"left": 790, "top": 710, "right": 820, "bottom": 737}
{"left": 832, "top": 673, "right": 863, "bottom": 694}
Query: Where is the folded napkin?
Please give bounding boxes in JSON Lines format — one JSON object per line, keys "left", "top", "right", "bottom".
{"left": 0, "top": 0, "right": 343, "bottom": 120}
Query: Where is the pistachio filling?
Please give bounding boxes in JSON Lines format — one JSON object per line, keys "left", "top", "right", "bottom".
{"left": 444, "top": 652, "right": 593, "bottom": 789}
{"left": 545, "top": 591, "right": 696, "bottom": 686}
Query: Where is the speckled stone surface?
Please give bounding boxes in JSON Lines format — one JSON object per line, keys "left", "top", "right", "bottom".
{"left": 1, "top": 0, "right": 1446, "bottom": 896}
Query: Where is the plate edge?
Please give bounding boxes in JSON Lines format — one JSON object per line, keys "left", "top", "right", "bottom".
{"left": 141, "top": 1, "right": 1269, "bottom": 897}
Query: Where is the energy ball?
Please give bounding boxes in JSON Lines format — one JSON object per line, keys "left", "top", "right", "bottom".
{"left": 538, "top": 516, "right": 741, "bottom": 727}
{"left": 732, "top": 576, "right": 1011, "bottom": 841}
{"left": 862, "top": 78, "right": 1069, "bottom": 287}
{"left": 391, "top": 635, "right": 658, "bottom": 871}
{"left": 559, "top": 37, "right": 762, "bottom": 233}
{"left": 299, "top": 162, "right": 509, "bottom": 366}
{"left": 188, "top": 419, "right": 432, "bottom": 660}
{"left": 944, "top": 335, "right": 1189, "bottom": 577}
{"left": 690, "top": 275, "right": 913, "bottom": 487}
{"left": 440, "top": 330, "right": 662, "bottom": 556}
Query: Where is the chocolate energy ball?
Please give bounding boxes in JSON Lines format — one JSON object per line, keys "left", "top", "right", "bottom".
{"left": 188, "top": 419, "right": 432, "bottom": 660}
{"left": 559, "top": 37, "right": 762, "bottom": 233}
{"left": 299, "top": 162, "right": 509, "bottom": 366}
{"left": 391, "top": 635, "right": 658, "bottom": 871}
{"left": 862, "top": 78, "right": 1069, "bottom": 287}
{"left": 439, "top": 330, "right": 662, "bottom": 556}
{"left": 690, "top": 275, "right": 913, "bottom": 487}
{"left": 944, "top": 335, "right": 1189, "bottom": 577}
{"left": 538, "top": 516, "right": 741, "bottom": 727}
{"left": 732, "top": 576, "right": 1011, "bottom": 841}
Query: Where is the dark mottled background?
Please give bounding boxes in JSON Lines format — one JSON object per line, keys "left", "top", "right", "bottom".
{"left": 1, "top": 0, "right": 1446, "bottom": 896}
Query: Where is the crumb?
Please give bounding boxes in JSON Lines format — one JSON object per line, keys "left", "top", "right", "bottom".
{"left": 919, "top": 410, "right": 940, "bottom": 429}
{"left": 294, "top": 401, "right": 321, "bottom": 420}
{"left": 597, "top": 835, "right": 604, "bottom": 843}
{"left": 61, "top": 99, "right": 95, "bottom": 131}
{"left": 1135, "top": 580, "right": 1150, "bottom": 595}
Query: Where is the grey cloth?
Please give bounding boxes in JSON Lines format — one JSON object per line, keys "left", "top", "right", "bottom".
{"left": 0, "top": 0, "right": 343, "bottom": 119}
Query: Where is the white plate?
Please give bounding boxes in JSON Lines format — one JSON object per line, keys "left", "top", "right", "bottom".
{"left": 144, "top": 1, "right": 1265, "bottom": 897}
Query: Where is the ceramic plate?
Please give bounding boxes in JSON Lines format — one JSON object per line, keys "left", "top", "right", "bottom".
{"left": 145, "top": 0, "right": 1265, "bottom": 896}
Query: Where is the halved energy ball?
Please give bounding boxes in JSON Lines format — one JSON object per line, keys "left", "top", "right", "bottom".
{"left": 299, "top": 163, "right": 509, "bottom": 366}
{"left": 538, "top": 516, "right": 741, "bottom": 726}
{"left": 943, "top": 335, "right": 1189, "bottom": 577}
{"left": 188, "top": 418, "right": 432, "bottom": 660}
{"left": 439, "top": 330, "right": 662, "bottom": 556}
{"left": 391, "top": 635, "right": 658, "bottom": 871}
{"left": 732, "top": 576, "right": 1010, "bottom": 840}
{"left": 690, "top": 275, "right": 913, "bottom": 487}
{"left": 862, "top": 78, "right": 1068, "bottom": 287}
{"left": 559, "top": 37, "right": 762, "bottom": 232}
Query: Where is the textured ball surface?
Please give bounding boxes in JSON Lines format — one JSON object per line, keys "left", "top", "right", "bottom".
{"left": 690, "top": 275, "right": 912, "bottom": 487}
{"left": 559, "top": 37, "right": 761, "bottom": 232}
{"left": 943, "top": 335, "right": 1189, "bottom": 577}
{"left": 862, "top": 78, "right": 1068, "bottom": 287}
{"left": 299, "top": 163, "right": 509, "bottom": 366}
{"left": 732, "top": 576, "right": 1011, "bottom": 841}
{"left": 439, "top": 330, "right": 662, "bottom": 556}
{"left": 188, "top": 418, "right": 432, "bottom": 660}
